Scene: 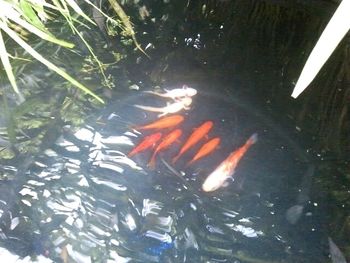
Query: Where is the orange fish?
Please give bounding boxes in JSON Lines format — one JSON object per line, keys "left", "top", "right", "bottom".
{"left": 134, "top": 115, "right": 184, "bottom": 131}
{"left": 202, "top": 133, "right": 258, "bottom": 192}
{"left": 172, "top": 121, "right": 213, "bottom": 163}
{"left": 187, "top": 137, "right": 221, "bottom": 166}
{"left": 128, "top": 132, "right": 162, "bottom": 157}
{"left": 148, "top": 129, "right": 182, "bottom": 169}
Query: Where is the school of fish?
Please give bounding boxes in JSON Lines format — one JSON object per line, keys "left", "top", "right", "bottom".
{"left": 127, "top": 86, "right": 258, "bottom": 192}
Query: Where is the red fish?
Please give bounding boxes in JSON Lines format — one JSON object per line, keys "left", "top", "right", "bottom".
{"left": 202, "top": 133, "right": 258, "bottom": 192}
{"left": 148, "top": 129, "right": 182, "bottom": 169}
{"left": 172, "top": 121, "right": 213, "bottom": 163}
{"left": 128, "top": 132, "right": 162, "bottom": 157}
{"left": 133, "top": 115, "right": 184, "bottom": 131}
{"left": 187, "top": 137, "right": 221, "bottom": 166}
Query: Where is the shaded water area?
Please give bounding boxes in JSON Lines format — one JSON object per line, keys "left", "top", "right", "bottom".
{"left": 1, "top": 0, "right": 349, "bottom": 262}
{"left": 1, "top": 88, "right": 328, "bottom": 262}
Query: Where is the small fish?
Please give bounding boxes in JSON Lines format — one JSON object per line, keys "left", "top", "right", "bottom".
{"left": 143, "top": 85, "right": 197, "bottom": 100}
{"left": 286, "top": 164, "right": 315, "bottom": 224}
{"left": 134, "top": 97, "right": 192, "bottom": 117}
{"left": 172, "top": 121, "right": 213, "bottom": 163}
{"left": 329, "top": 237, "right": 347, "bottom": 263}
{"left": 148, "top": 129, "right": 182, "bottom": 169}
{"left": 128, "top": 132, "right": 162, "bottom": 157}
{"left": 202, "top": 133, "right": 258, "bottom": 192}
{"left": 187, "top": 137, "right": 221, "bottom": 166}
{"left": 133, "top": 115, "right": 184, "bottom": 131}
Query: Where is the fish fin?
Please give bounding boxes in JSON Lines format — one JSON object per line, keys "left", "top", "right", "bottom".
{"left": 134, "top": 104, "right": 157, "bottom": 112}
{"left": 185, "top": 159, "right": 195, "bottom": 168}
{"left": 172, "top": 154, "right": 180, "bottom": 164}
{"left": 223, "top": 177, "right": 235, "bottom": 187}
{"left": 148, "top": 158, "right": 156, "bottom": 170}
{"left": 127, "top": 151, "right": 135, "bottom": 158}
{"left": 148, "top": 152, "right": 157, "bottom": 169}
{"left": 185, "top": 159, "right": 193, "bottom": 167}
{"left": 228, "top": 177, "right": 235, "bottom": 182}
{"left": 248, "top": 133, "right": 258, "bottom": 144}
{"left": 222, "top": 181, "right": 230, "bottom": 188}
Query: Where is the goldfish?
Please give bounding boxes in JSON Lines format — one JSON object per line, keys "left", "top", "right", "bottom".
{"left": 143, "top": 85, "right": 197, "bottom": 100}
{"left": 202, "top": 133, "right": 258, "bottom": 192}
{"left": 187, "top": 137, "right": 221, "bottom": 166}
{"left": 148, "top": 129, "right": 182, "bottom": 169}
{"left": 128, "top": 132, "right": 162, "bottom": 157}
{"left": 134, "top": 97, "right": 192, "bottom": 117}
{"left": 133, "top": 115, "right": 184, "bottom": 131}
{"left": 172, "top": 121, "right": 213, "bottom": 163}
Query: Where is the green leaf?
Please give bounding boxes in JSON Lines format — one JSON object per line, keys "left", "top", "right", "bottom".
{"left": 0, "top": 21, "right": 104, "bottom": 103}
{"left": 8, "top": 13, "right": 75, "bottom": 48}
{"left": 0, "top": 29, "right": 23, "bottom": 98}
{"left": 19, "top": 0, "right": 47, "bottom": 32}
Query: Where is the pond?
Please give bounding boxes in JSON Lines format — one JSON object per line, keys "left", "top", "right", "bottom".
{"left": 0, "top": 85, "right": 330, "bottom": 262}
{"left": 0, "top": 0, "right": 348, "bottom": 262}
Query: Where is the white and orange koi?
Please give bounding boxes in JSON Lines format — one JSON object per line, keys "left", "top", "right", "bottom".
{"left": 202, "top": 133, "right": 258, "bottom": 192}
{"left": 134, "top": 97, "right": 192, "bottom": 117}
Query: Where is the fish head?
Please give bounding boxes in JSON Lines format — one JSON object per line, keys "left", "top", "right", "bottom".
{"left": 153, "top": 132, "right": 162, "bottom": 140}
{"left": 184, "top": 86, "right": 197, "bottom": 97}
{"left": 203, "top": 121, "right": 214, "bottom": 130}
{"left": 202, "top": 169, "right": 228, "bottom": 192}
{"left": 182, "top": 97, "right": 193, "bottom": 106}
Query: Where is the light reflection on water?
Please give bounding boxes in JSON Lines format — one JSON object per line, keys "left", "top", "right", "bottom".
{"left": 0, "top": 90, "right": 327, "bottom": 262}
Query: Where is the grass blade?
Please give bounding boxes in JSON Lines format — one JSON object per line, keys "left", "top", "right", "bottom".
{"left": 19, "top": 0, "right": 47, "bottom": 32}
{"left": 64, "top": 0, "right": 95, "bottom": 25}
{"left": 0, "top": 28, "right": 24, "bottom": 100}
{"left": 0, "top": 21, "right": 104, "bottom": 103}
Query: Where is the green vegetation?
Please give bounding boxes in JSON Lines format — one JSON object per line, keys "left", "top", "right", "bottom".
{"left": 0, "top": 0, "right": 104, "bottom": 102}
{"left": 0, "top": 0, "right": 149, "bottom": 160}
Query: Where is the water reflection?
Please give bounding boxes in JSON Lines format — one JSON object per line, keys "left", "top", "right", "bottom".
{"left": 0, "top": 90, "right": 328, "bottom": 262}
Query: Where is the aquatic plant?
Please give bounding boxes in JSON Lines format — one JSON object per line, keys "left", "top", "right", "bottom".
{"left": 0, "top": 0, "right": 151, "bottom": 160}
{"left": 0, "top": 0, "right": 104, "bottom": 103}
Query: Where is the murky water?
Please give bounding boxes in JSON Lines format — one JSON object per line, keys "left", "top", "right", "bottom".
{"left": 0, "top": 86, "right": 329, "bottom": 262}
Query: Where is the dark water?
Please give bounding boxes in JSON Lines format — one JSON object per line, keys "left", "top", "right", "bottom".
{"left": 0, "top": 87, "right": 330, "bottom": 262}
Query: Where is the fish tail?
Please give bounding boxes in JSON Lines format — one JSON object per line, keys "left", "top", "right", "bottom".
{"left": 143, "top": 91, "right": 157, "bottom": 95}
{"left": 127, "top": 151, "right": 135, "bottom": 158}
{"left": 148, "top": 153, "right": 157, "bottom": 169}
{"left": 143, "top": 91, "right": 163, "bottom": 97}
{"left": 129, "top": 124, "right": 142, "bottom": 131}
{"left": 134, "top": 104, "right": 161, "bottom": 112}
{"left": 172, "top": 154, "right": 180, "bottom": 164}
{"left": 248, "top": 133, "right": 258, "bottom": 145}
{"left": 185, "top": 159, "right": 195, "bottom": 167}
